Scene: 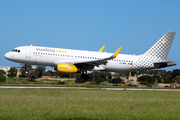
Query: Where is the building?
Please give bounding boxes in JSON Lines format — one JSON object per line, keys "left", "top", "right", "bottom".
{"left": 0, "top": 66, "right": 11, "bottom": 72}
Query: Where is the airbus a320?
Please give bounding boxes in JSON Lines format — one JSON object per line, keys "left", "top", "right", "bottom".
{"left": 5, "top": 32, "right": 176, "bottom": 79}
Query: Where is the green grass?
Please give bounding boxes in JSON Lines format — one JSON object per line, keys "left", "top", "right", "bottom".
{"left": 0, "top": 89, "right": 180, "bottom": 120}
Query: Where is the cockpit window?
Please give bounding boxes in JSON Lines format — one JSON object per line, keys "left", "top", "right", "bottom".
{"left": 12, "top": 49, "right": 20, "bottom": 53}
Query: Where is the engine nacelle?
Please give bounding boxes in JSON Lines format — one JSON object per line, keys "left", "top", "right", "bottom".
{"left": 56, "top": 63, "right": 78, "bottom": 74}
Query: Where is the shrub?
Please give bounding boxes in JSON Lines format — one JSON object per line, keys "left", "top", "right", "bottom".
{"left": 112, "top": 77, "right": 122, "bottom": 83}
{"left": 89, "top": 72, "right": 111, "bottom": 84}
{"left": 95, "top": 77, "right": 106, "bottom": 84}
{"left": 164, "top": 85, "right": 170, "bottom": 88}
{"left": 30, "top": 71, "right": 39, "bottom": 80}
{"left": 140, "top": 81, "right": 151, "bottom": 86}
{"left": 128, "top": 84, "right": 138, "bottom": 87}
{"left": 57, "top": 80, "right": 65, "bottom": 84}
{"left": 0, "top": 74, "right": 6, "bottom": 82}
{"left": 75, "top": 77, "right": 85, "bottom": 83}
{"left": 147, "top": 84, "right": 152, "bottom": 87}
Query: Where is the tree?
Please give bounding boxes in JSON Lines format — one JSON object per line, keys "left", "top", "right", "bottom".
{"left": 138, "top": 75, "right": 161, "bottom": 85}
{"left": 45, "top": 70, "right": 56, "bottom": 76}
{"left": 172, "top": 76, "right": 180, "bottom": 84}
{"left": 29, "top": 71, "right": 39, "bottom": 80}
{"left": 171, "top": 69, "right": 180, "bottom": 80}
{"left": 0, "top": 70, "right": 6, "bottom": 75}
{"left": 152, "top": 75, "right": 162, "bottom": 83}
{"left": 160, "top": 70, "right": 167, "bottom": 82}
{"left": 164, "top": 71, "right": 173, "bottom": 83}
{"left": 35, "top": 65, "right": 45, "bottom": 78}
{"left": 0, "top": 71, "right": 6, "bottom": 82}
{"left": 111, "top": 77, "right": 122, "bottom": 83}
{"left": 8, "top": 67, "right": 17, "bottom": 78}
{"left": 89, "top": 72, "right": 111, "bottom": 84}
{"left": 0, "top": 74, "right": 6, "bottom": 82}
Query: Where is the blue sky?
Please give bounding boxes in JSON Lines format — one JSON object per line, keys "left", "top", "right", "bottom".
{"left": 0, "top": 0, "right": 180, "bottom": 71}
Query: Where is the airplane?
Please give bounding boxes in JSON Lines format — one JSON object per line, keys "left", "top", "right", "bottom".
{"left": 5, "top": 32, "right": 176, "bottom": 79}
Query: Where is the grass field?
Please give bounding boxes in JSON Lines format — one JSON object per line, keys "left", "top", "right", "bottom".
{"left": 0, "top": 88, "right": 180, "bottom": 120}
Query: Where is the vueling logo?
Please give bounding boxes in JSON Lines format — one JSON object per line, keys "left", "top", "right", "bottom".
{"left": 36, "top": 48, "right": 67, "bottom": 53}
{"left": 36, "top": 48, "right": 55, "bottom": 53}
{"left": 55, "top": 49, "right": 67, "bottom": 53}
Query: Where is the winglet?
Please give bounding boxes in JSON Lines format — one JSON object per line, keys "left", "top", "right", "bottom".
{"left": 112, "top": 46, "right": 122, "bottom": 57}
{"left": 99, "top": 45, "right": 105, "bottom": 52}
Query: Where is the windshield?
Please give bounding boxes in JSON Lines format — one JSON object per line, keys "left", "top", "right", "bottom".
{"left": 12, "top": 49, "right": 20, "bottom": 53}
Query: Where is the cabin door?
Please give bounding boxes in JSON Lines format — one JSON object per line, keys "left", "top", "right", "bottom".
{"left": 26, "top": 47, "right": 31, "bottom": 58}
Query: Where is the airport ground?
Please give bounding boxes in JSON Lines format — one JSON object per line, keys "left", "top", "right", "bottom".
{"left": 0, "top": 88, "right": 180, "bottom": 120}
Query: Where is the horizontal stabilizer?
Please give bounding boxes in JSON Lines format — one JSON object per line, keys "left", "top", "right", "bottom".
{"left": 154, "top": 60, "right": 176, "bottom": 68}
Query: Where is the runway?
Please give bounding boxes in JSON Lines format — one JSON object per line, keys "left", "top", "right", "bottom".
{"left": 1, "top": 86, "right": 180, "bottom": 91}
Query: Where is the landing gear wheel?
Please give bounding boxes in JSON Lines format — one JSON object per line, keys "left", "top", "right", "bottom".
{"left": 81, "top": 74, "right": 89, "bottom": 80}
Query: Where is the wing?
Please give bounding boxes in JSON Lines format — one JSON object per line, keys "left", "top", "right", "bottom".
{"left": 74, "top": 46, "right": 122, "bottom": 70}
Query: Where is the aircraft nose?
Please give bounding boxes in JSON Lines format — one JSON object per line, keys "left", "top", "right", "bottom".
{"left": 4, "top": 52, "right": 11, "bottom": 60}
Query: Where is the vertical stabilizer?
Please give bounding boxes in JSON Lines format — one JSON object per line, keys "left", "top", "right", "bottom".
{"left": 130, "top": 32, "right": 176, "bottom": 71}
{"left": 143, "top": 31, "right": 175, "bottom": 60}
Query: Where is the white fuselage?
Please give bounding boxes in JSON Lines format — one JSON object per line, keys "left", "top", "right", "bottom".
{"left": 5, "top": 46, "right": 140, "bottom": 72}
